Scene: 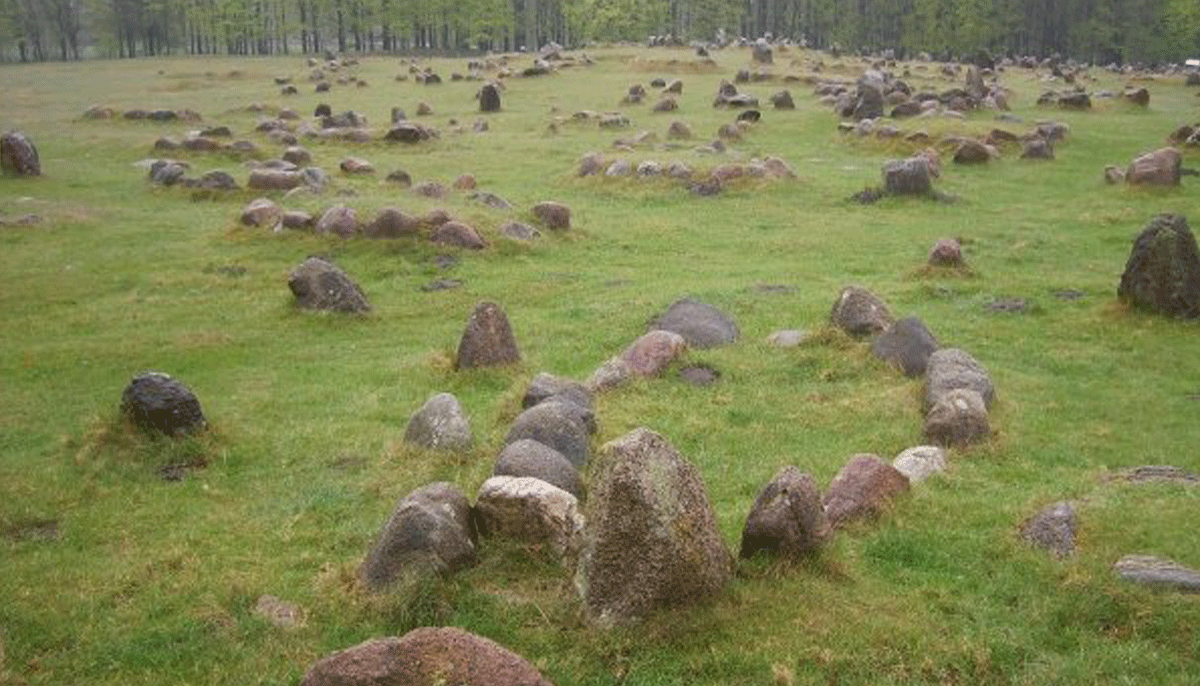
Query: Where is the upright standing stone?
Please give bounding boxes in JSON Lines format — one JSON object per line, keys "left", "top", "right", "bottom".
{"left": 479, "top": 82, "right": 502, "bottom": 112}
{"left": 740, "top": 466, "right": 831, "bottom": 559}
{"left": 1117, "top": 214, "right": 1200, "bottom": 318}
{"left": 0, "top": 131, "right": 41, "bottom": 176}
{"left": 120, "top": 372, "right": 207, "bottom": 436}
{"left": 455, "top": 301, "right": 521, "bottom": 370}
{"left": 576, "top": 428, "right": 733, "bottom": 627}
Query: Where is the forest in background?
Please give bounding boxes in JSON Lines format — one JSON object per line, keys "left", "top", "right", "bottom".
{"left": 2, "top": 0, "right": 1199, "bottom": 67}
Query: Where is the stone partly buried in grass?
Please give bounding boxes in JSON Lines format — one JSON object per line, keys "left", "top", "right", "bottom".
{"left": 359, "top": 482, "right": 476, "bottom": 590}
{"left": 287, "top": 256, "right": 371, "bottom": 314}
{"left": 830, "top": 285, "right": 895, "bottom": 337}
{"left": 1117, "top": 213, "right": 1200, "bottom": 318}
{"left": 403, "top": 392, "right": 474, "bottom": 452}
{"left": 121, "top": 372, "right": 207, "bottom": 436}
{"left": 576, "top": 428, "right": 732, "bottom": 627}
{"left": 648, "top": 298, "right": 739, "bottom": 348}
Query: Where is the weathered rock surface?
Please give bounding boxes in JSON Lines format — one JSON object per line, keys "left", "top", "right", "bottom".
{"left": 925, "top": 348, "right": 995, "bottom": 410}
{"left": 1113, "top": 555, "right": 1200, "bottom": 592}
{"left": 924, "top": 388, "right": 990, "bottom": 447}
{"left": 1125, "top": 147, "right": 1181, "bottom": 186}
{"left": 823, "top": 454, "right": 910, "bottom": 529}
{"left": 620, "top": 330, "right": 687, "bottom": 376}
{"left": 891, "top": 446, "right": 947, "bottom": 484}
{"left": 1019, "top": 501, "right": 1077, "bottom": 558}
{"left": 479, "top": 82, "right": 502, "bottom": 112}
{"left": 531, "top": 201, "right": 571, "bottom": 230}
{"left": 648, "top": 298, "right": 739, "bottom": 348}
{"left": 314, "top": 205, "right": 359, "bottom": 238}
{"left": 882, "top": 157, "right": 933, "bottom": 195}
{"left": 403, "top": 393, "right": 474, "bottom": 451}
{"left": 475, "top": 476, "right": 584, "bottom": 560}
{"left": 506, "top": 402, "right": 590, "bottom": 469}
{"left": 522, "top": 372, "right": 593, "bottom": 411}
{"left": 576, "top": 428, "right": 733, "bottom": 626}
{"left": 740, "top": 466, "right": 831, "bottom": 559}
{"left": 431, "top": 220, "right": 487, "bottom": 250}
{"left": 494, "top": 439, "right": 584, "bottom": 499}
{"left": 1117, "top": 213, "right": 1200, "bottom": 318}
{"left": 928, "top": 238, "right": 964, "bottom": 267}
{"left": 455, "top": 301, "right": 520, "bottom": 369}
{"left": 287, "top": 257, "right": 370, "bottom": 313}
{"left": 364, "top": 207, "right": 420, "bottom": 239}
{"left": 0, "top": 131, "right": 41, "bottom": 176}
{"left": 299, "top": 628, "right": 555, "bottom": 686}
{"left": 830, "top": 286, "right": 894, "bottom": 337}
{"left": 121, "top": 372, "right": 206, "bottom": 436}
{"left": 870, "top": 317, "right": 939, "bottom": 377}
{"left": 240, "top": 198, "right": 282, "bottom": 227}
{"left": 359, "top": 483, "right": 475, "bottom": 589}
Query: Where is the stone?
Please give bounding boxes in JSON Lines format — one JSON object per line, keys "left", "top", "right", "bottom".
{"left": 500, "top": 221, "right": 540, "bottom": 241}
{"left": 752, "top": 40, "right": 773, "bottom": 64}
{"left": 830, "top": 285, "right": 894, "bottom": 337}
{"left": 1104, "top": 165, "right": 1126, "bottom": 184}
{"left": 587, "top": 357, "right": 633, "bottom": 392}
{"left": 314, "top": 205, "right": 359, "bottom": 238}
{"left": 679, "top": 364, "right": 720, "bottom": 386}
{"left": 664, "top": 79, "right": 683, "bottom": 94}
{"left": 298, "top": 628, "right": 554, "bottom": 686}
{"left": 851, "top": 80, "right": 884, "bottom": 120}
{"left": 667, "top": 120, "right": 693, "bottom": 139}
{"left": 953, "top": 139, "right": 992, "bottom": 164}
{"left": 578, "top": 152, "right": 605, "bottom": 176}
{"left": 762, "top": 157, "right": 796, "bottom": 179}
{"left": 413, "top": 181, "right": 447, "bottom": 198}
{"left": 648, "top": 298, "right": 738, "bottom": 348}
{"left": 423, "top": 208, "right": 452, "bottom": 226}
{"left": 479, "top": 82, "right": 502, "bottom": 112}
{"left": 531, "top": 201, "right": 571, "bottom": 230}
{"left": 924, "top": 388, "right": 990, "bottom": 447}
{"left": 384, "top": 122, "right": 437, "bottom": 143}
{"left": 652, "top": 97, "right": 678, "bottom": 113}
{"left": 823, "top": 454, "right": 910, "bottom": 529}
{"left": 620, "top": 330, "right": 687, "bottom": 376}
{"left": 925, "top": 348, "right": 995, "bottom": 410}
{"left": 882, "top": 157, "right": 932, "bottom": 195}
{"left": 1057, "top": 92, "right": 1091, "bottom": 109}
{"left": 870, "top": 317, "right": 939, "bottom": 377}
{"left": 766, "top": 329, "right": 808, "bottom": 347}
{"left": 239, "top": 198, "right": 281, "bottom": 228}
{"left": 494, "top": 439, "right": 585, "bottom": 500}
{"left": 1117, "top": 214, "right": 1200, "bottom": 317}
{"left": 120, "top": 372, "right": 207, "bottom": 436}
{"left": 416, "top": 102, "right": 433, "bottom": 116}
{"left": 431, "top": 221, "right": 486, "bottom": 250}
{"left": 740, "top": 466, "right": 831, "bottom": 559}
{"left": 522, "top": 372, "right": 593, "bottom": 411}
{"left": 359, "top": 483, "right": 475, "bottom": 589}
{"left": 455, "top": 301, "right": 520, "bottom": 369}
{"left": 506, "top": 402, "right": 590, "bottom": 469}
{"left": 149, "top": 160, "right": 188, "bottom": 186}
{"left": 385, "top": 169, "right": 412, "bottom": 186}
{"left": 928, "top": 238, "right": 964, "bottom": 267}
{"left": 403, "top": 393, "right": 474, "bottom": 452}
{"left": 1022, "top": 137, "right": 1054, "bottom": 160}
{"left": 475, "top": 476, "right": 584, "bottom": 561}
{"left": 576, "top": 428, "right": 733, "bottom": 627}
{"left": 0, "top": 131, "right": 41, "bottom": 176}
{"left": 605, "top": 160, "right": 633, "bottom": 177}
{"left": 1123, "top": 87, "right": 1150, "bottom": 106}
{"left": 1117, "top": 465, "right": 1199, "bottom": 483}
{"left": 891, "top": 446, "right": 947, "bottom": 483}
{"left": 770, "top": 90, "right": 795, "bottom": 109}
{"left": 1113, "top": 555, "right": 1200, "bottom": 592}
{"left": 364, "top": 208, "right": 420, "bottom": 239}
{"left": 1125, "top": 147, "right": 1181, "bottom": 186}
{"left": 253, "top": 595, "right": 303, "bottom": 629}
{"left": 339, "top": 157, "right": 374, "bottom": 174}
{"left": 288, "top": 257, "right": 370, "bottom": 314}
{"left": 281, "top": 211, "right": 313, "bottom": 230}
{"left": 248, "top": 169, "right": 304, "bottom": 191}
{"left": 452, "top": 174, "right": 476, "bottom": 190}
{"left": 196, "top": 170, "right": 239, "bottom": 191}
{"left": 1020, "top": 501, "right": 1076, "bottom": 558}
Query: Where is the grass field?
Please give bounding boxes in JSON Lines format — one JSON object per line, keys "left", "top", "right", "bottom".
{"left": 1, "top": 47, "right": 1199, "bottom": 685}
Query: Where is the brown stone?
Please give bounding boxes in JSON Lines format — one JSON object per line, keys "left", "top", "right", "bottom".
{"left": 740, "top": 466, "right": 831, "bottom": 559}
{"left": 531, "top": 201, "right": 571, "bottom": 230}
{"left": 620, "top": 330, "right": 687, "bottom": 376}
{"left": 455, "top": 301, "right": 520, "bottom": 369}
{"left": 431, "top": 220, "right": 486, "bottom": 249}
{"left": 823, "top": 454, "right": 910, "bottom": 528}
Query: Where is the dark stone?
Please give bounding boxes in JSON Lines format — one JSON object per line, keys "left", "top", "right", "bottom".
{"left": 1020, "top": 501, "right": 1077, "bottom": 558}
{"left": 0, "top": 131, "right": 41, "bottom": 176}
{"left": 149, "top": 160, "right": 188, "bottom": 186}
{"left": 505, "top": 402, "right": 590, "bottom": 469}
{"left": 870, "top": 317, "right": 939, "bottom": 377}
{"left": 890, "top": 100, "right": 924, "bottom": 118}
{"left": 851, "top": 80, "right": 884, "bottom": 120}
{"left": 384, "top": 122, "right": 437, "bottom": 143}
{"left": 385, "top": 169, "right": 412, "bottom": 186}
{"left": 770, "top": 90, "right": 795, "bottom": 109}
{"left": 531, "top": 201, "right": 571, "bottom": 230}
{"left": 984, "top": 297, "right": 1030, "bottom": 313}
{"left": 494, "top": 439, "right": 585, "bottom": 500}
{"left": 287, "top": 257, "right": 370, "bottom": 314}
{"left": 740, "top": 466, "right": 830, "bottom": 559}
{"left": 925, "top": 348, "right": 994, "bottom": 410}
{"left": 314, "top": 205, "right": 359, "bottom": 238}
{"left": 1057, "top": 92, "right": 1091, "bottom": 109}
{"left": 522, "top": 372, "right": 593, "bottom": 411}
{"left": 364, "top": 208, "right": 419, "bottom": 239}
{"left": 420, "top": 278, "right": 461, "bottom": 292}
{"left": 823, "top": 454, "right": 910, "bottom": 529}
{"left": 648, "top": 298, "right": 739, "bottom": 348}
{"left": 1117, "top": 214, "right": 1200, "bottom": 317}
{"left": 1021, "top": 138, "right": 1054, "bottom": 159}
{"left": 120, "top": 372, "right": 206, "bottom": 436}
{"left": 953, "top": 139, "right": 991, "bottom": 164}
{"left": 479, "top": 83, "right": 502, "bottom": 112}
{"left": 882, "top": 157, "right": 932, "bottom": 195}
{"left": 1123, "top": 87, "right": 1150, "bottom": 106}
{"left": 197, "top": 170, "right": 238, "bottom": 191}
{"left": 313, "top": 103, "right": 332, "bottom": 117}
{"left": 737, "top": 109, "right": 761, "bottom": 123}
{"left": 576, "top": 428, "right": 733, "bottom": 627}
{"left": 830, "top": 285, "right": 894, "bottom": 337}
{"left": 359, "top": 483, "right": 476, "bottom": 590}
{"left": 431, "top": 221, "right": 486, "bottom": 250}
{"left": 455, "top": 301, "right": 520, "bottom": 369}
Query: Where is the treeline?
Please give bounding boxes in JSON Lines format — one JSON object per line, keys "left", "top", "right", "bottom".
{"left": 1, "top": 0, "right": 1198, "bottom": 64}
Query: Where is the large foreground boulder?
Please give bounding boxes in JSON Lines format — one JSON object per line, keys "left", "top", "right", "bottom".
{"left": 299, "top": 628, "right": 555, "bottom": 686}
{"left": 455, "top": 301, "right": 521, "bottom": 369}
{"left": 823, "top": 454, "right": 910, "bottom": 529}
{"left": 287, "top": 257, "right": 371, "bottom": 314}
{"left": 403, "top": 393, "right": 474, "bottom": 451}
{"left": 1117, "top": 214, "right": 1200, "bottom": 318}
{"left": 120, "top": 372, "right": 206, "bottom": 436}
{"left": 648, "top": 298, "right": 739, "bottom": 348}
{"left": 359, "top": 483, "right": 475, "bottom": 589}
{"left": 740, "top": 466, "right": 831, "bottom": 559}
{"left": 575, "top": 428, "right": 733, "bottom": 627}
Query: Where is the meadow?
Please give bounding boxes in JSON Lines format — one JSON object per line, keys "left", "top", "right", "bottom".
{"left": 1, "top": 46, "right": 1198, "bottom": 685}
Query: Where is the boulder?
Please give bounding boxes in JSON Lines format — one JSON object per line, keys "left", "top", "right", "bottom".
{"left": 339, "top": 157, "right": 374, "bottom": 174}
{"left": 891, "top": 446, "right": 947, "bottom": 483}
{"left": 752, "top": 40, "right": 773, "bottom": 64}
{"left": 1019, "top": 501, "right": 1077, "bottom": 558}
{"left": 314, "top": 205, "right": 359, "bottom": 238}
{"left": 851, "top": 80, "right": 884, "bottom": 120}
{"left": 455, "top": 301, "right": 520, "bottom": 369}
{"left": 667, "top": 121, "right": 693, "bottom": 139}
{"left": 882, "top": 157, "right": 932, "bottom": 196}
{"left": 1022, "top": 138, "right": 1054, "bottom": 159}
{"left": 364, "top": 208, "right": 420, "bottom": 239}
{"left": 479, "top": 82, "right": 502, "bottom": 112}
{"left": 452, "top": 174, "right": 476, "bottom": 190}
{"left": 281, "top": 210, "right": 313, "bottom": 230}
{"left": 928, "top": 238, "right": 964, "bottom": 267}
{"left": 870, "top": 317, "right": 939, "bottom": 377}
{"left": 494, "top": 439, "right": 585, "bottom": 499}
{"left": 431, "top": 220, "right": 487, "bottom": 249}
{"left": 823, "top": 454, "right": 910, "bottom": 528}
{"left": 0, "top": 131, "right": 41, "bottom": 176}
{"left": 196, "top": 170, "right": 238, "bottom": 191}
{"left": 413, "top": 181, "right": 447, "bottom": 199}
{"left": 385, "top": 169, "right": 413, "bottom": 186}
{"left": 1057, "top": 92, "right": 1091, "bottom": 109}
{"left": 576, "top": 428, "right": 733, "bottom": 627}
{"left": 403, "top": 393, "right": 474, "bottom": 452}
{"left": 830, "top": 285, "right": 894, "bottom": 337}
{"left": 248, "top": 169, "right": 304, "bottom": 191}
{"left": 1117, "top": 213, "right": 1200, "bottom": 317}
{"left": 1125, "top": 147, "right": 1182, "bottom": 186}
{"left": 149, "top": 160, "right": 188, "bottom": 186}
{"left": 287, "top": 257, "right": 370, "bottom": 314}
{"left": 1123, "top": 87, "right": 1150, "bottom": 106}
{"left": 475, "top": 476, "right": 584, "bottom": 561}
{"left": 239, "top": 198, "right": 281, "bottom": 228}
{"left": 1113, "top": 555, "right": 1200, "bottom": 592}
{"left": 298, "top": 628, "right": 554, "bottom": 686}
{"left": 664, "top": 79, "right": 683, "bottom": 94}
{"left": 739, "top": 466, "right": 831, "bottom": 559}
{"left": 578, "top": 152, "right": 605, "bottom": 176}
{"left": 359, "top": 483, "right": 475, "bottom": 590}
{"left": 924, "top": 388, "right": 990, "bottom": 447}
{"left": 384, "top": 122, "right": 437, "bottom": 143}
{"left": 620, "top": 330, "right": 687, "bottom": 376}
{"left": 531, "top": 201, "right": 571, "bottom": 230}
{"left": 770, "top": 90, "right": 795, "bottom": 109}
{"left": 586, "top": 357, "right": 634, "bottom": 392}
{"left": 652, "top": 97, "right": 678, "bottom": 113}
{"left": 647, "top": 298, "right": 738, "bottom": 348}
{"left": 120, "top": 372, "right": 206, "bottom": 436}
{"left": 925, "top": 348, "right": 995, "bottom": 410}
{"left": 505, "top": 402, "right": 590, "bottom": 469}
{"left": 953, "top": 139, "right": 992, "bottom": 164}
{"left": 522, "top": 372, "right": 593, "bottom": 411}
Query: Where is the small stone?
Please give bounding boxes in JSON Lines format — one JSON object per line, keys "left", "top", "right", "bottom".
{"left": 830, "top": 285, "right": 894, "bottom": 337}
{"left": 1019, "top": 501, "right": 1076, "bottom": 558}
{"left": 928, "top": 238, "right": 964, "bottom": 267}
{"left": 287, "top": 257, "right": 370, "bottom": 314}
{"left": 314, "top": 205, "right": 359, "bottom": 238}
{"left": 766, "top": 330, "right": 808, "bottom": 347}
{"left": 648, "top": 298, "right": 739, "bottom": 348}
{"left": 891, "top": 446, "right": 947, "bottom": 483}
{"left": 431, "top": 220, "right": 487, "bottom": 250}
{"left": 253, "top": 595, "right": 303, "bottom": 629}
{"left": 120, "top": 372, "right": 207, "bottom": 436}
{"left": 506, "top": 402, "right": 590, "bottom": 469}
{"left": 240, "top": 198, "right": 281, "bottom": 228}
{"left": 403, "top": 393, "right": 474, "bottom": 452}
{"left": 678, "top": 364, "right": 720, "bottom": 386}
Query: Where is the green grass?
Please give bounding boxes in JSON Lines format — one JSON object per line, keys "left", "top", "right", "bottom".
{"left": 2, "top": 47, "right": 1199, "bottom": 685}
